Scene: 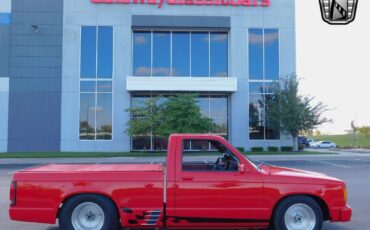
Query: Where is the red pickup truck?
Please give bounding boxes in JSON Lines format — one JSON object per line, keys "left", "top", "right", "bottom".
{"left": 9, "top": 134, "right": 351, "bottom": 230}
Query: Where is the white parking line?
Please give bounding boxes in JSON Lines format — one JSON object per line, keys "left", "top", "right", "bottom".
{"left": 308, "top": 160, "right": 351, "bottom": 169}
{"left": 359, "top": 159, "right": 370, "bottom": 162}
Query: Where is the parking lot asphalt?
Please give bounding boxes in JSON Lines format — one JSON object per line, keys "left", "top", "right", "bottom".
{"left": 1, "top": 156, "right": 370, "bottom": 230}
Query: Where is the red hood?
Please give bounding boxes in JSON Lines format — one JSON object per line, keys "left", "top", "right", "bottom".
{"left": 260, "top": 164, "right": 343, "bottom": 184}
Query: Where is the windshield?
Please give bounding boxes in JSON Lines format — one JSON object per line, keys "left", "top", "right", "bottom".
{"left": 242, "top": 155, "right": 258, "bottom": 169}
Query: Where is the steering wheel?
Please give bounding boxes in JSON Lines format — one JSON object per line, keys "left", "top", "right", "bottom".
{"left": 213, "top": 153, "right": 228, "bottom": 170}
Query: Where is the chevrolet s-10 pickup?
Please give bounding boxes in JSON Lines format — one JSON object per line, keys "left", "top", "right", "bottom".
{"left": 9, "top": 134, "right": 351, "bottom": 230}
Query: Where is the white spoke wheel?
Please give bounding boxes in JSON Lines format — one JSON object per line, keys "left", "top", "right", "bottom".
{"left": 273, "top": 196, "right": 323, "bottom": 230}
{"left": 59, "top": 194, "right": 119, "bottom": 230}
{"left": 284, "top": 203, "right": 316, "bottom": 230}
{"left": 71, "top": 202, "right": 105, "bottom": 230}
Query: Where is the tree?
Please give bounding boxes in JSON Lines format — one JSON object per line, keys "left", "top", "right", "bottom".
{"left": 358, "top": 126, "right": 370, "bottom": 145}
{"left": 351, "top": 120, "right": 358, "bottom": 134}
{"left": 126, "top": 94, "right": 214, "bottom": 141}
{"left": 159, "top": 94, "right": 214, "bottom": 137}
{"left": 351, "top": 120, "right": 359, "bottom": 147}
{"left": 265, "top": 77, "right": 331, "bottom": 151}
{"left": 126, "top": 96, "right": 163, "bottom": 139}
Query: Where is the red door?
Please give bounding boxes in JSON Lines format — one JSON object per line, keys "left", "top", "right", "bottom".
{"left": 171, "top": 137, "right": 267, "bottom": 228}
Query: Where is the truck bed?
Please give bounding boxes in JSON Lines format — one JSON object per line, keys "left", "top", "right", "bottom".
{"left": 13, "top": 163, "right": 165, "bottom": 182}
{"left": 23, "top": 163, "right": 164, "bottom": 172}
{"left": 10, "top": 163, "right": 165, "bottom": 225}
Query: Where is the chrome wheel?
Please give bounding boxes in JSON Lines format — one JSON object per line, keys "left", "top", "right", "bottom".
{"left": 71, "top": 202, "right": 105, "bottom": 230}
{"left": 284, "top": 203, "right": 316, "bottom": 230}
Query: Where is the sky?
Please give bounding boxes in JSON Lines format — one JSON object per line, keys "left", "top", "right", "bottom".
{"left": 296, "top": 1, "right": 370, "bottom": 134}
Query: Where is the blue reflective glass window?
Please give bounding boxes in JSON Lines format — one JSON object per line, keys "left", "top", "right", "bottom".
{"left": 196, "top": 96, "right": 209, "bottom": 117}
{"left": 265, "top": 29, "right": 279, "bottom": 80}
{"left": 132, "top": 96, "right": 150, "bottom": 109}
{"left": 97, "top": 27, "right": 113, "bottom": 78}
{"left": 191, "top": 32, "right": 209, "bottom": 77}
{"left": 80, "top": 81, "right": 96, "bottom": 93}
{"left": 80, "top": 93, "right": 96, "bottom": 140}
{"left": 211, "top": 117, "right": 228, "bottom": 136}
{"left": 264, "top": 82, "right": 278, "bottom": 94}
{"left": 81, "top": 27, "right": 97, "bottom": 78}
{"left": 210, "top": 32, "right": 228, "bottom": 77}
{"left": 172, "top": 32, "right": 190, "bottom": 77}
{"left": 210, "top": 96, "right": 228, "bottom": 117}
{"left": 0, "top": 13, "right": 11, "bottom": 24}
{"left": 265, "top": 94, "right": 280, "bottom": 140}
{"left": 153, "top": 31, "right": 171, "bottom": 76}
{"left": 249, "top": 29, "right": 263, "bottom": 80}
{"left": 249, "top": 82, "right": 264, "bottom": 94}
{"left": 97, "top": 81, "right": 112, "bottom": 93}
{"left": 249, "top": 94, "right": 265, "bottom": 140}
{"left": 133, "top": 31, "right": 151, "bottom": 76}
{"left": 96, "top": 94, "right": 113, "bottom": 140}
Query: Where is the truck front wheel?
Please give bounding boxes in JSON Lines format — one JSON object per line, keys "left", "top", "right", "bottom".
{"left": 273, "top": 195, "right": 323, "bottom": 230}
{"left": 59, "top": 194, "right": 119, "bottom": 230}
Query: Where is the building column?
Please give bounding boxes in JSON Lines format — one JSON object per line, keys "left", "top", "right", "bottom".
{"left": 0, "top": 78, "right": 9, "bottom": 152}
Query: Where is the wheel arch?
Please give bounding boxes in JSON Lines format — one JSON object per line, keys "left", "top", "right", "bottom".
{"left": 271, "top": 194, "right": 331, "bottom": 222}
{"left": 57, "top": 192, "right": 121, "bottom": 222}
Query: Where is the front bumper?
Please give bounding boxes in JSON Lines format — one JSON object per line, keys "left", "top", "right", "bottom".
{"left": 330, "top": 205, "right": 352, "bottom": 222}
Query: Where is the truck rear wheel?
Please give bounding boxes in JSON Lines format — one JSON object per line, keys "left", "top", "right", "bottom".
{"left": 273, "top": 196, "right": 323, "bottom": 230}
{"left": 59, "top": 194, "right": 119, "bottom": 230}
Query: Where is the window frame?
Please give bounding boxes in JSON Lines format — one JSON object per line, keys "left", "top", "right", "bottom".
{"left": 130, "top": 93, "right": 230, "bottom": 151}
{"left": 79, "top": 26, "right": 114, "bottom": 142}
{"left": 248, "top": 28, "right": 281, "bottom": 141}
{"left": 132, "top": 29, "right": 230, "bottom": 78}
{"left": 248, "top": 28, "right": 280, "bottom": 81}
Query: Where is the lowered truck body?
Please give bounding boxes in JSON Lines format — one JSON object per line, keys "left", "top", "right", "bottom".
{"left": 9, "top": 134, "right": 351, "bottom": 230}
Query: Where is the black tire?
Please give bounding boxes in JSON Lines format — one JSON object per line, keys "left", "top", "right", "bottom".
{"left": 272, "top": 196, "right": 323, "bottom": 230}
{"left": 59, "top": 194, "right": 119, "bottom": 230}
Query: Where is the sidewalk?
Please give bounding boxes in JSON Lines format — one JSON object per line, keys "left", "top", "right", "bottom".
{"left": 339, "top": 148, "right": 370, "bottom": 154}
{"left": 1, "top": 150, "right": 370, "bottom": 165}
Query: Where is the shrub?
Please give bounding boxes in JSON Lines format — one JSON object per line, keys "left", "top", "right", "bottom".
{"left": 298, "top": 144, "right": 305, "bottom": 150}
{"left": 337, "top": 145, "right": 353, "bottom": 149}
{"left": 268, "top": 146, "right": 279, "bottom": 152}
{"left": 236, "top": 147, "right": 245, "bottom": 152}
{"left": 251, "top": 147, "right": 264, "bottom": 152}
{"left": 281, "top": 146, "right": 293, "bottom": 152}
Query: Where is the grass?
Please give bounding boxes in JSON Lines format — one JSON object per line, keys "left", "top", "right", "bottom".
{"left": 0, "top": 151, "right": 335, "bottom": 158}
{"left": 310, "top": 134, "right": 370, "bottom": 149}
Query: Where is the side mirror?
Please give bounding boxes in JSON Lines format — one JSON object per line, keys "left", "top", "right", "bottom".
{"left": 238, "top": 164, "right": 246, "bottom": 173}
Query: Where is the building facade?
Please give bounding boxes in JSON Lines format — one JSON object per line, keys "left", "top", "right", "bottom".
{"left": 0, "top": 0, "right": 296, "bottom": 153}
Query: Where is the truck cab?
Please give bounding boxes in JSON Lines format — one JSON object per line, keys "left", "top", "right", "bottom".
{"left": 164, "top": 134, "right": 266, "bottom": 228}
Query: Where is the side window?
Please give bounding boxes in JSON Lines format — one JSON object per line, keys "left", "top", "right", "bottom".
{"left": 182, "top": 139, "right": 239, "bottom": 172}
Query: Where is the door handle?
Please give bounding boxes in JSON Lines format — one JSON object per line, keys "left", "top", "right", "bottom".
{"left": 181, "top": 176, "right": 194, "bottom": 181}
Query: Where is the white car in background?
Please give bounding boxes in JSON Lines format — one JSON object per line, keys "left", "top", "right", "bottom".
{"left": 307, "top": 139, "right": 315, "bottom": 147}
{"left": 312, "top": 141, "right": 337, "bottom": 149}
